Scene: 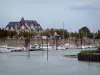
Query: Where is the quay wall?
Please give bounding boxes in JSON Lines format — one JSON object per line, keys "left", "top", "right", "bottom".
{"left": 0, "top": 39, "right": 100, "bottom": 46}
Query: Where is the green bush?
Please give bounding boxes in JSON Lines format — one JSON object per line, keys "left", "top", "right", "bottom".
{"left": 79, "top": 50, "right": 100, "bottom": 54}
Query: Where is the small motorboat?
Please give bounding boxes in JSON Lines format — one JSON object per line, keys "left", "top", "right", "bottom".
{"left": 29, "top": 45, "right": 41, "bottom": 51}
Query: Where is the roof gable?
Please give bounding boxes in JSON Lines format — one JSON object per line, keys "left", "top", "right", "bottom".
{"left": 6, "top": 22, "right": 18, "bottom": 29}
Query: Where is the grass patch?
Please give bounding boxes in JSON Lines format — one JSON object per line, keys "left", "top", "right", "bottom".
{"left": 79, "top": 49, "right": 100, "bottom": 55}
{"left": 63, "top": 54, "right": 78, "bottom": 58}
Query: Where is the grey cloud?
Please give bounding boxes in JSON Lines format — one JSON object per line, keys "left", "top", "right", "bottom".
{"left": 70, "top": 0, "right": 100, "bottom": 10}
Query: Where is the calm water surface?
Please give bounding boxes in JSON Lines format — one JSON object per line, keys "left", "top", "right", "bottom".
{"left": 0, "top": 49, "right": 100, "bottom": 75}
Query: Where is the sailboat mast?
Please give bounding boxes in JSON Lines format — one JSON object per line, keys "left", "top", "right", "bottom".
{"left": 93, "top": 24, "right": 95, "bottom": 45}
{"left": 63, "top": 22, "right": 65, "bottom": 45}
{"left": 69, "top": 28, "right": 71, "bottom": 44}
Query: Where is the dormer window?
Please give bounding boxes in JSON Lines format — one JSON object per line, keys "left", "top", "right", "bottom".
{"left": 15, "top": 25, "right": 17, "bottom": 30}
{"left": 31, "top": 25, "right": 33, "bottom": 28}
{"left": 36, "top": 26, "right": 38, "bottom": 29}
{"left": 39, "top": 26, "right": 41, "bottom": 29}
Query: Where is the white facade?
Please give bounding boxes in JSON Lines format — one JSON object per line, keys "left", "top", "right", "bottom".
{"left": 11, "top": 27, "right": 14, "bottom": 31}
{"left": 42, "top": 36, "right": 47, "bottom": 39}
{"left": 21, "top": 25, "right": 25, "bottom": 29}
{"left": 5, "top": 27, "right": 9, "bottom": 30}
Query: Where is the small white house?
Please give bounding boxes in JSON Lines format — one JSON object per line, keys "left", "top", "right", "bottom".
{"left": 42, "top": 36, "right": 47, "bottom": 39}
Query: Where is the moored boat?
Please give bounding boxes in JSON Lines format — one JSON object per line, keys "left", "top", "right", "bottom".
{"left": 29, "top": 44, "right": 41, "bottom": 51}
{"left": 0, "top": 45, "right": 11, "bottom": 53}
{"left": 40, "top": 44, "right": 53, "bottom": 50}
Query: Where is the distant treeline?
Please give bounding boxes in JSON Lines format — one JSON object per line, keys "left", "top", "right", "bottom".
{"left": 0, "top": 27, "right": 100, "bottom": 39}
{"left": 43, "top": 27, "right": 100, "bottom": 39}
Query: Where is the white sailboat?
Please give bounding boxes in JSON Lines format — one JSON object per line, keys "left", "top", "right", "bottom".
{"left": 40, "top": 44, "right": 53, "bottom": 50}
{"left": 56, "top": 45, "right": 67, "bottom": 50}
{"left": 0, "top": 45, "right": 11, "bottom": 53}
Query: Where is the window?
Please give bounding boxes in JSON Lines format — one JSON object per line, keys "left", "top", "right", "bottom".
{"left": 21, "top": 25, "right": 25, "bottom": 29}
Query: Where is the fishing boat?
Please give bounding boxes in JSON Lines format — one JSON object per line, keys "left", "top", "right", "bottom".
{"left": 0, "top": 45, "right": 11, "bottom": 53}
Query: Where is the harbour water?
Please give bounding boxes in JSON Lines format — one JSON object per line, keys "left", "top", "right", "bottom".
{"left": 0, "top": 49, "right": 100, "bottom": 75}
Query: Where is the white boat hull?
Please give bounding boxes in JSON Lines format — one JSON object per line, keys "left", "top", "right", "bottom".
{"left": 40, "top": 44, "right": 53, "bottom": 50}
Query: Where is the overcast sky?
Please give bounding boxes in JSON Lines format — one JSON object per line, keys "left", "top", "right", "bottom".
{"left": 0, "top": 0, "right": 100, "bottom": 32}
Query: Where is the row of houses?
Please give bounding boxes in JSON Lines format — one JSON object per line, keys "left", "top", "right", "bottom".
{"left": 5, "top": 17, "right": 43, "bottom": 34}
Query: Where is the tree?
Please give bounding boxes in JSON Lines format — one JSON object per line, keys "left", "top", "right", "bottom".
{"left": 95, "top": 30, "right": 100, "bottom": 39}
{"left": 79, "top": 26, "right": 91, "bottom": 38}
{"left": 50, "top": 28, "right": 55, "bottom": 36}
{"left": 7, "top": 31, "right": 11, "bottom": 38}
{"left": 0, "top": 28, "right": 3, "bottom": 38}
{"left": 3, "top": 30, "right": 7, "bottom": 43}
{"left": 55, "top": 29, "right": 68, "bottom": 38}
